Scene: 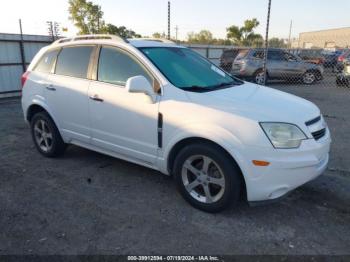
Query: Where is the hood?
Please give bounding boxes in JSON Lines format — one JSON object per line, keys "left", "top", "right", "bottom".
{"left": 186, "top": 82, "right": 320, "bottom": 124}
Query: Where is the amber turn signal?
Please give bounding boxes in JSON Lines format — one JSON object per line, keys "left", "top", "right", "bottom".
{"left": 252, "top": 160, "right": 270, "bottom": 166}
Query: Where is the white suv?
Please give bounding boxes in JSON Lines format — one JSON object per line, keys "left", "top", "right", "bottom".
{"left": 21, "top": 35, "right": 331, "bottom": 212}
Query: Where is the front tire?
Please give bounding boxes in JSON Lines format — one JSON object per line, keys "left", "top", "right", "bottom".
{"left": 173, "top": 143, "right": 242, "bottom": 213}
{"left": 302, "top": 71, "right": 317, "bottom": 85}
{"left": 30, "top": 112, "right": 66, "bottom": 157}
{"left": 254, "top": 69, "right": 267, "bottom": 85}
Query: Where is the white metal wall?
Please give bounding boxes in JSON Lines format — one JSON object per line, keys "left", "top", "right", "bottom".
{"left": 0, "top": 33, "right": 51, "bottom": 94}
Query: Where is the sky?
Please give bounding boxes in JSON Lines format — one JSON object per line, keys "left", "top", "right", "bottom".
{"left": 0, "top": 0, "right": 349, "bottom": 40}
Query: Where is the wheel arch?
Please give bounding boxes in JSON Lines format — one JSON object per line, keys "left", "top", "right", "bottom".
{"left": 26, "top": 102, "right": 61, "bottom": 132}
{"left": 26, "top": 104, "right": 47, "bottom": 122}
{"left": 166, "top": 136, "right": 247, "bottom": 200}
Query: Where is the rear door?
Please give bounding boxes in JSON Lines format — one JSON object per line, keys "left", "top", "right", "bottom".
{"left": 29, "top": 49, "right": 60, "bottom": 98}
{"left": 46, "top": 45, "right": 95, "bottom": 144}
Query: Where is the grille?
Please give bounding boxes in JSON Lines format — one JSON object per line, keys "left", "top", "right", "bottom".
{"left": 312, "top": 128, "right": 326, "bottom": 141}
{"left": 305, "top": 116, "right": 321, "bottom": 126}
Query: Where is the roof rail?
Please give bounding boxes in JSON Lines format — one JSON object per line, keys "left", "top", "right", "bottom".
{"left": 131, "top": 38, "right": 176, "bottom": 44}
{"left": 52, "top": 34, "right": 129, "bottom": 45}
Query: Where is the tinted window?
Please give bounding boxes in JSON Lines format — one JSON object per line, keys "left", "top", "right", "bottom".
{"left": 34, "top": 49, "right": 59, "bottom": 73}
{"left": 267, "top": 51, "right": 285, "bottom": 61}
{"left": 253, "top": 51, "right": 265, "bottom": 59}
{"left": 98, "top": 47, "right": 152, "bottom": 86}
{"left": 284, "top": 52, "right": 298, "bottom": 61}
{"left": 55, "top": 46, "right": 93, "bottom": 78}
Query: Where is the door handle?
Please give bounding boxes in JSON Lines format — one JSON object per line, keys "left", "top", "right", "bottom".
{"left": 45, "top": 84, "right": 56, "bottom": 91}
{"left": 89, "top": 94, "right": 104, "bottom": 102}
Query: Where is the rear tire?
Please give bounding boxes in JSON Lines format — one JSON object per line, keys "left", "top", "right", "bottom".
{"left": 30, "top": 112, "right": 66, "bottom": 157}
{"left": 173, "top": 143, "right": 242, "bottom": 213}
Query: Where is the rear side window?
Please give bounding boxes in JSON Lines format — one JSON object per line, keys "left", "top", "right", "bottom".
{"left": 97, "top": 46, "right": 152, "bottom": 86}
{"left": 55, "top": 46, "right": 94, "bottom": 78}
{"left": 34, "top": 49, "right": 59, "bottom": 73}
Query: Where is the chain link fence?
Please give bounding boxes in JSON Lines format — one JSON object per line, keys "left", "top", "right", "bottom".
{"left": 1, "top": 15, "right": 350, "bottom": 95}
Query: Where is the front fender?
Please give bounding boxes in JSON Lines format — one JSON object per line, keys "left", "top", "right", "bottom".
{"left": 160, "top": 123, "right": 250, "bottom": 179}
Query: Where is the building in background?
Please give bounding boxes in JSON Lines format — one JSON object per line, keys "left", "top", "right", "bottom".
{"left": 293, "top": 27, "right": 350, "bottom": 49}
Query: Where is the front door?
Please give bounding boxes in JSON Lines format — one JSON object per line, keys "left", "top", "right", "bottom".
{"left": 88, "top": 46, "right": 159, "bottom": 165}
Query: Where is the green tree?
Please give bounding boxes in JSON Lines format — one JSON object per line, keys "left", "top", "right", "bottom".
{"left": 102, "top": 24, "right": 141, "bottom": 38}
{"left": 187, "top": 30, "right": 213, "bottom": 44}
{"left": 68, "top": 0, "right": 141, "bottom": 38}
{"left": 152, "top": 32, "right": 167, "bottom": 39}
{"left": 68, "top": 0, "right": 103, "bottom": 34}
{"left": 226, "top": 18, "right": 263, "bottom": 47}
{"left": 268, "top": 37, "right": 287, "bottom": 48}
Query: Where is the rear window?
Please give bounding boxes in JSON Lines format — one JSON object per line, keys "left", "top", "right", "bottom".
{"left": 235, "top": 50, "right": 249, "bottom": 60}
{"left": 55, "top": 46, "right": 94, "bottom": 78}
{"left": 34, "top": 49, "right": 59, "bottom": 73}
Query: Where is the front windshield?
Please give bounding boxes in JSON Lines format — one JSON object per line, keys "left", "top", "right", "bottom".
{"left": 139, "top": 47, "right": 242, "bottom": 91}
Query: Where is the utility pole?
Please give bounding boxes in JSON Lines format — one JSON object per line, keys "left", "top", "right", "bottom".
{"left": 262, "top": 0, "right": 272, "bottom": 86}
{"left": 175, "top": 25, "right": 178, "bottom": 42}
{"left": 47, "top": 21, "right": 60, "bottom": 41}
{"left": 167, "top": 1, "right": 171, "bottom": 40}
{"left": 46, "top": 21, "right": 55, "bottom": 41}
{"left": 288, "top": 20, "right": 293, "bottom": 49}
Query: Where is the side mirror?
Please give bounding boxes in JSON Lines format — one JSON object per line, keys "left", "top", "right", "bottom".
{"left": 126, "top": 76, "right": 156, "bottom": 103}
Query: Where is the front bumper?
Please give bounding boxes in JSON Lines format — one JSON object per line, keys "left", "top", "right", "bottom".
{"left": 242, "top": 128, "right": 331, "bottom": 202}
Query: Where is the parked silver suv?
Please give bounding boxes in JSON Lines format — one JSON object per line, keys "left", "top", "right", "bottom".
{"left": 231, "top": 48, "right": 324, "bottom": 85}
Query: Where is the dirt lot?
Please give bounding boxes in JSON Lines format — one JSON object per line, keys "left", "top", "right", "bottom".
{"left": 0, "top": 79, "right": 349, "bottom": 255}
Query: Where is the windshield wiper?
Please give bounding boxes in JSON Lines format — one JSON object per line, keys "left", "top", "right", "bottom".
{"left": 208, "top": 81, "right": 241, "bottom": 90}
{"left": 181, "top": 85, "right": 212, "bottom": 93}
{"left": 182, "top": 80, "right": 242, "bottom": 93}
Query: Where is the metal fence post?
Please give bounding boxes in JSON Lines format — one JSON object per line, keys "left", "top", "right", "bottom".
{"left": 262, "top": 0, "right": 272, "bottom": 86}
{"left": 18, "top": 19, "right": 26, "bottom": 73}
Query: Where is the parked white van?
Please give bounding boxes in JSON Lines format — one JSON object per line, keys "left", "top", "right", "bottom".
{"left": 21, "top": 35, "right": 331, "bottom": 212}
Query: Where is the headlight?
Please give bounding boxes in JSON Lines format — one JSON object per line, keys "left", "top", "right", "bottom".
{"left": 260, "top": 122, "right": 307, "bottom": 149}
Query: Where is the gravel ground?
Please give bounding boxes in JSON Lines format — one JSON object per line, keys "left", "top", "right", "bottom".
{"left": 0, "top": 80, "right": 349, "bottom": 255}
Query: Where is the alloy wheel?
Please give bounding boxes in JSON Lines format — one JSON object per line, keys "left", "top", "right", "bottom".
{"left": 303, "top": 72, "right": 316, "bottom": 84}
{"left": 181, "top": 155, "right": 225, "bottom": 204}
{"left": 33, "top": 119, "right": 53, "bottom": 152}
{"left": 255, "top": 72, "right": 266, "bottom": 85}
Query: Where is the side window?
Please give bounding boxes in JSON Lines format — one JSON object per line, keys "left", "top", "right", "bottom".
{"left": 55, "top": 46, "right": 94, "bottom": 78}
{"left": 253, "top": 51, "right": 264, "bottom": 59}
{"left": 267, "top": 51, "right": 284, "bottom": 61}
{"left": 284, "top": 52, "right": 297, "bottom": 61}
{"left": 98, "top": 47, "right": 152, "bottom": 86}
{"left": 34, "top": 49, "right": 59, "bottom": 73}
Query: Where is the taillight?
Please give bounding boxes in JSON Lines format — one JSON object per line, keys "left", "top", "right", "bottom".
{"left": 338, "top": 56, "right": 345, "bottom": 62}
{"left": 21, "top": 71, "right": 30, "bottom": 88}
